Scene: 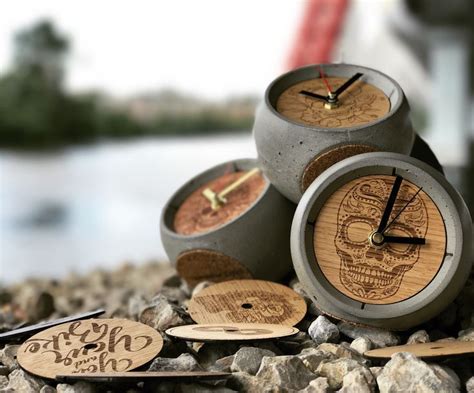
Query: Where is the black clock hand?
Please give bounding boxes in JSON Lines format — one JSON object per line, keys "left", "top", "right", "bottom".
{"left": 383, "top": 236, "right": 426, "bottom": 245}
{"left": 333, "top": 73, "right": 363, "bottom": 98}
{"left": 384, "top": 187, "right": 423, "bottom": 233}
{"left": 299, "top": 90, "right": 329, "bottom": 102}
{"left": 377, "top": 175, "right": 403, "bottom": 233}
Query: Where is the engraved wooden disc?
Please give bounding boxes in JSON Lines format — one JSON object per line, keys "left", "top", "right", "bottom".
{"left": 276, "top": 77, "right": 390, "bottom": 128}
{"left": 17, "top": 319, "right": 163, "bottom": 379}
{"left": 301, "top": 144, "right": 378, "bottom": 191}
{"left": 176, "top": 249, "right": 252, "bottom": 287}
{"left": 166, "top": 323, "right": 299, "bottom": 342}
{"left": 188, "top": 279, "right": 307, "bottom": 326}
{"left": 56, "top": 371, "right": 230, "bottom": 383}
{"left": 364, "top": 341, "right": 474, "bottom": 359}
{"left": 313, "top": 175, "right": 446, "bottom": 304}
{"left": 174, "top": 171, "right": 267, "bottom": 235}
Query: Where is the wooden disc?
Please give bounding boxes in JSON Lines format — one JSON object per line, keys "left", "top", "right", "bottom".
{"left": 176, "top": 249, "right": 252, "bottom": 288}
{"left": 188, "top": 279, "right": 307, "bottom": 325}
{"left": 313, "top": 175, "right": 446, "bottom": 304}
{"left": 56, "top": 371, "right": 230, "bottom": 383}
{"left": 276, "top": 77, "right": 390, "bottom": 128}
{"left": 364, "top": 341, "right": 474, "bottom": 359}
{"left": 166, "top": 323, "right": 299, "bottom": 342}
{"left": 174, "top": 171, "right": 267, "bottom": 235}
{"left": 301, "top": 144, "right": 378, "bottom": 191}
{"left": 17, "top": 319, "right": 163, "bottom": 379}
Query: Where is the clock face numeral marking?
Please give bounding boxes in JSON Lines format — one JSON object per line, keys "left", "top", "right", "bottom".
{"left": 314, "top": 175, "right": 447, "bottom": 304}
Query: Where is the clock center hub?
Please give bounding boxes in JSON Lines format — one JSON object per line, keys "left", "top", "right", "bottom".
{"left": 369, "top": 231, "right": 385, "bottom": 247}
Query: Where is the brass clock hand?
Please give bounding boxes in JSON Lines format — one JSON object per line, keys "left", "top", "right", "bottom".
{"left": 299, "top": 90, "right": 329, "bottom": 102}
{"left": 333, "top": 73, "right": 363, "bottom": 98}
{"left": 378, "top": 175, "right": 403, "bottom": 233}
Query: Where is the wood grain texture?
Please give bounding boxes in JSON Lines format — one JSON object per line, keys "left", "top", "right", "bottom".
{"left": 174, "top": 171, "right": 266, "bottom": 235}
{"left": 364, "top": 341, "right": 474, "bottom": 359}
{"left": 301, "top": 144, "right": 378, "bottom": 191}
{"left": 166, "top": 323, "right": 299, "bottom": 342}
{"left": 313, "top": 175, "right": 446, "bottom": 304}
{"left": 276, "top": 77, "right": 390, "bottom": 128}
{"left": 176, "top": 249, "right": 252, "bottom": 288}
{"left": 17, "top": 319, "right": 163, "bottom": 379}
{"left": 188, "top": 279, "right": 307, "bottom": 326}
{"left": 56, "top": 371, "right": 231, "bottom": 382}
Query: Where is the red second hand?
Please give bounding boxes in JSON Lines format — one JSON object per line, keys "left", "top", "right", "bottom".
{"left": 319, "top": 65, "right": 333, "bottom": 95}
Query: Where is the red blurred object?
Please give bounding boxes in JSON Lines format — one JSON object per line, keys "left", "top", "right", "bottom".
{"left": 286, "top": 0, "right": 349, "bottom": 70}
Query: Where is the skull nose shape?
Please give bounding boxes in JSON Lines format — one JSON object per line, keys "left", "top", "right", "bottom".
{"left": 366, "top": 247, "right": 384, "bottom": 262}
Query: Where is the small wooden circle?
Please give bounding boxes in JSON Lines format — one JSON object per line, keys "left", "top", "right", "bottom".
{"left": 276, "top": 77, "right": 390, "bottom": 128}
{"left": 166, "top": 323, "right": 299, "bottom": 342}
{"left": 188, "top": 279, "right": 307, "bottom": 326}
{"left": 17, "top": 319, "right": 163, "bottom": 379}
{"left": 174, "top": 171, "right": 267, "bottom": 235}
{"left": 364, "top": 341, "right": 474, "bottom": 360}
{"left": 301, "top": 144, "right": 378, "bottom": 191}
{"left": 313, "top": 175, "right": 446, "bottom": 304}
{"left": 176, "top": 249, "right": 252, "bottom": 287}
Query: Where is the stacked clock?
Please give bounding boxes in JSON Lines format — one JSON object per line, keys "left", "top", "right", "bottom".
{"left": 160, "top": 63, "right": 471, "bottom": 330}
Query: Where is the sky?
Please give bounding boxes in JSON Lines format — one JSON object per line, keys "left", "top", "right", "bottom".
{"left": 0, "top": 1, "right": 304, "bottom": 99}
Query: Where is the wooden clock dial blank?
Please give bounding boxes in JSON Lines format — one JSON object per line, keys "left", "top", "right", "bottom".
{"left": 188, "top": 279, "right": 307, "bottom": 326}
{"left": 364, "top": 341, "right": 474, "bottom": 360}
{"left": 166, "top": 323, "right": 299, "bottom": 342}
{"left": 176, "top": 249, "right": 252, "bottom": 288}
{"left": 313, "top": 175, "right": 446, "bottom": 305}
{"left": 276, "top": 77, "right": 390, "bottom": 128}
{"left": 301, "top": 144, "right": 378, "bottom": 191}
{"left": 17, "top": 319, "right": 163, "bottom": 380}
{"left": 174, "top": 171, "right": 267, "bottom": 235}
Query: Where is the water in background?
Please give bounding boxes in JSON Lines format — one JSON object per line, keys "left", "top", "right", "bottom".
{"left": 0, "top": 133, "right": 256, "bottom": 283}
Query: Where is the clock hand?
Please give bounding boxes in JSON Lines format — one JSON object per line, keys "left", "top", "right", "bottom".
{"left": 383, "top": 236, "right": 426, "bottom": 245}
{"left": 383, "top": 187, "right": 423, "bottom": 233}
{"left": 299, "top": 90, "right": 329, "bottom": 102}
{"left": 333, "top": 72, "right": 363, "bottom": 98}
{"left": 202, "top": 168, "right": 260, "bottom": 210}
{"left": 377, "top": 175, "right": 403, "bottom": 233}
{"left": 319, "top": 65, "right": 333, "bottom": 95}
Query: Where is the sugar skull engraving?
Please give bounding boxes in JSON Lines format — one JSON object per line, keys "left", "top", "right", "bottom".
{"left": 335, "top": 178, "right": 428, "bottom": 300}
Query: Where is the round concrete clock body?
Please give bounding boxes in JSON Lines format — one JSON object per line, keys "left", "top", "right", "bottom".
{"left": 291, "top": 152, "right": 472, "bottom": 330}
{"left": 253, "top": 64, "right": 415, "bottom": 203}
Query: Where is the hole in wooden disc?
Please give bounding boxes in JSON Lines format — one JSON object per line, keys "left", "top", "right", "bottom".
{"left": 241, "top": 303, "right": 253, "bottom": 309}
{"left": 83, "top": 343, "right": 98, "bottom": 350}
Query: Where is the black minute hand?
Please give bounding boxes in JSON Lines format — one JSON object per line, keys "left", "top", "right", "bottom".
{"left": 377, "top": 175, "right": 403, "bottom": 233}
{"left": 333, "top": 72, "right": 363, "bottom": 98}
{"left": 299, "top": 90, "right": 328, "bottom": 102}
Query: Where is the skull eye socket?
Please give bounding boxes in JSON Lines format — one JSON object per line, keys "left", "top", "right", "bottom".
{"left": 346, "top": 221, "right": 372, "bottom": 244}
{"left": 386, "top": 227, "right": 417, "bottom": 254}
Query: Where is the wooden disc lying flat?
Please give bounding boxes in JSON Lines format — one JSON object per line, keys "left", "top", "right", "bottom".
{"left": 364, "top": 341, "right": 474, "bottom": 359}
{"left": 166, "top": 323, "right": 299, "bottom": 342}
{"left": 0, "top": 309, "right": 105, "bottom": 342}
{"left": 56, "top": 371, "right": 230, "bottom": 383}
{"left": 17, "top": 319, "right": 163, "bottom": 379}
{"left": 188, "top": 279, "right": 307, "bottom": 326}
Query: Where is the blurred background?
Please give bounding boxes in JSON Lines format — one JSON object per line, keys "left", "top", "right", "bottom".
{"left": 0, "top": 0, "right": 472, "bottom": 283}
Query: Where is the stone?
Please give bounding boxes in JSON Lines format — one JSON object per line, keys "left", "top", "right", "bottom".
{"left": 458, "top": 328, "right": 474, "bottom": 341}
{"left": 210, "top": 355, "right": 234, "bottom": 372}
{"left": 139, "top": 294, "right": 189, "bottom": 331}
{"left": 369, "top": 366, "right": 383, "bottom": 380}
{"left": 162, "top": 274, "right": 183, "bottom": 288}
{"left": 56, "top": 382, "right": 96, "bottom": 393}
{"left": 377, "top": 352, "right": 460, "bottom": 393}
{"left": 298, "top": 348, "right": 335, "bottom": 373}
{"left": 407, "top": 330, "right": 430, "bottom": 344}
{"left": 231, "top": 347, "right": 275, "bottom": 375}
{"left": 40, "top": 386, "right": 56, "bottom": 393}
{"left": 0, "top": 366, "right": 8, "bottom": 376}
{"left": 317, "top": 358, "right": 374, "bottom": 390}
{"left": 0, "top": 377, "right": 7, "bottom": 390}
{"left": 467, "top": 376, "right": 474, "bottom": 393}
{"left": 160, "top": 286, "right": 189, "bottom": 304}
{"left": 127, "top": 293, "right": 149, "bottom": 320}
{"left": 299, "top": 377, "right": 331, "bottom": 393}
{"left": 337, "top": 322, "right": 399, "bottom": 348}
{"left": 6, "top": 369, "right": 46, "bottom": 393}
{"left": 26, "top": 291, "right": 56, "bottom": 322}
{"left": 338, "top": 368, "right": 375, "bottom": 392}
{"left": 317, "top": 342, "right": 368, "bottom": 365}
{"left": 0, "top": 345, "right": 19, "bottom": 371}
{"left": 196, "top": 342, "right": 240, "bottom": 369}
{"left": 256, "top": 355, "right": 317, "bottom": 390}
{"left": 277, "top": 332, "right": 318, "bottom": 354}
{"left": 308, "top": 316, "right": 339, "bottom": 345}
{"left": 226, "top": 372, "right": 283, "bottom": 393}
{"left": 350, "top": 337, "right": 373, "bottom": 354}
{"left": 148, "top": 353, "right": 202, "bottom": 372}
{"left": 175, "top": 384, "right": 236, "bottom": 393}
{"left": 191, "top": 281, "right": 213, "bottom": 297}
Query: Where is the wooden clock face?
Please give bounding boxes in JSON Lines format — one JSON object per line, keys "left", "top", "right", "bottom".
{"left": 313, "top": 174, "right": 446, "bottom": 304}
{"left": 174, "top": 171, "right": 267, "bottom": 235}
{"left": 276, "top": 77, "right": 390, "bottom": 128}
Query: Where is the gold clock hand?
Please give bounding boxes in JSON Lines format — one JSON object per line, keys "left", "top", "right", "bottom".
{"left": 202, "top": 168, "right": 261, "bottom": 210}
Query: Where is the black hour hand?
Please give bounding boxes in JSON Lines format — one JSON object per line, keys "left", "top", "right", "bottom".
{"left": 383, "top": 236, "right": 426, "bottom": 245}
{"left": 333, "top": 73, "right": 363, "bottom": 98}
{"left": 299, "top": 90, "right": 328, "bottom": 102}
